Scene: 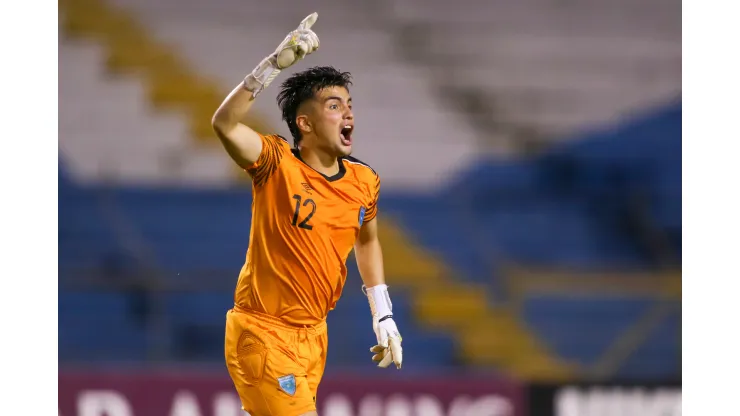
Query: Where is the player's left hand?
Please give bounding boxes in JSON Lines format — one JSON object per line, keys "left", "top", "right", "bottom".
{"left": 370, "top": 316, "right": 403, "bottom": 369}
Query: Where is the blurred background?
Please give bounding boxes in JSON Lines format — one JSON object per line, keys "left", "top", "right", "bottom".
{"left": 58, "top": 0, "right": 681, "bottom": 414}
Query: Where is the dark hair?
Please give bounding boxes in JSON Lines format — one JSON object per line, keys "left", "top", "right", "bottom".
{"left": 277, "top": 66, "right": 353, "bottom": 147}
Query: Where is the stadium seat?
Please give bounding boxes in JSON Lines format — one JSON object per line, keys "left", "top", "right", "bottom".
{"left": 522, "top": 294, "right": 679, "bottom": 380}
{"left": 59, "top": 291, "right": 149, "bottom": 361}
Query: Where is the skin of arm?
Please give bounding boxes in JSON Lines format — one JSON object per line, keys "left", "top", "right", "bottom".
{"left": 354, "top": 218, "right": 386, "bottom": 289}
{"left": 211, "top": 84, "right": 264, "bottom": 168}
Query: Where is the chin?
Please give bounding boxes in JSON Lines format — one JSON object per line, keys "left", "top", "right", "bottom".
{"left": 338, "top": 144, "right": 353, "bottom": 157}
{"left": 332, "top": 141, "right": 352, "bottom": 157}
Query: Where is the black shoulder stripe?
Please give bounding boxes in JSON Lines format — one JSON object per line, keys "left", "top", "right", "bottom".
{"left": 343, "top": 155, "right": 377, "bottom": 176}
{"left": 276, "top": 135, "right": 290, "bottom": 144}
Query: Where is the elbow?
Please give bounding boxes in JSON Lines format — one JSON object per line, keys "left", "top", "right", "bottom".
{"left": 211, "top": 105, "right": 237, "bottom": 136}
{"left": 211, "top": 111, "right": 227, "bottom": 135}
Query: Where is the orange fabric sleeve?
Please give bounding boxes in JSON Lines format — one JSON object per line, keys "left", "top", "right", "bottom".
{"left": 245, "top": 134, "right": 289, "bottom": 187}
{"left": 363, "top": 171, "right": 380, "bottom": 223}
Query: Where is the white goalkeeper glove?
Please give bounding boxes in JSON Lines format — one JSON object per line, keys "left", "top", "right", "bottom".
{"left": 364, "top": 284, "right": 403, "bottom": 369}
{"left": 243, "top": 12, "right": 320, "bottom": 98}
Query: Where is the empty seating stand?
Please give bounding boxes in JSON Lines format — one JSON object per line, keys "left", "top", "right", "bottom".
{"left": 59, "top": 0, "right": 680, "bottom": 379}
{"left": 522, "top": 294, "right": 679, "bottom": 379}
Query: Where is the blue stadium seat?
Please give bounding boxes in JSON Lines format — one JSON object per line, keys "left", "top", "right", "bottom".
{"left": 59, "top": 291, "right": 148, "bottom": 361}
{"left": 383, "top": 102, "right": 681, "bottom": 282}
{"left": 617, "top": 309, "right": 680, "bottom": 379}
{"left": 110, "top": 188, "right": 252, "bottom": 273}
{"left": 382, "top": 196, "right": 498, "bottom": 286}
{"left": 521, "top": 293, "right": 680, "bottom": 380}
{"left": 59, "top": 191, "right": 121, "bottom": 271}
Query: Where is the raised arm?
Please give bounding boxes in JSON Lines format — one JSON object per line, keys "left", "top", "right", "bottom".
{"left": 211, "top": 13, "right": 320, "bottom": 168}
{"left": 211, "top": 85, "right": 263, "bottom": 168}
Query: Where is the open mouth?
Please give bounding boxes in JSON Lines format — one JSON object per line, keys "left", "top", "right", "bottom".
{"left": 340, "top": 124, "right": 353, "bottom": 146}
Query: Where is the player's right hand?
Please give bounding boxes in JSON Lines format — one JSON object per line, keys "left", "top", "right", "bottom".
{"left": 244, "top": 13, "right": 320, "bottom": 97}
{"left": 271, "top": 13, "right": 320, "bottom": 69}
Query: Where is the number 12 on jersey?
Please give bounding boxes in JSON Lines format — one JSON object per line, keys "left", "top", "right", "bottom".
{"left": 291, "top": 194, "right": 316, "bottom": 230}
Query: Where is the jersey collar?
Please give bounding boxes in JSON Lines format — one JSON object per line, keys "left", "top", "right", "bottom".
{"left": 291, "top": 148, "right": 347, "bottom": 182}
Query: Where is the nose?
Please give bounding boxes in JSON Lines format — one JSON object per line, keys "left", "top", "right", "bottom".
{"left": 344, "top": 106, "right": 354, "bottom": 120}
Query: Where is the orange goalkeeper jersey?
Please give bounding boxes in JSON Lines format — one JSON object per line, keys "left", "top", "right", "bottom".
{"left": 233, "top": 133, "right": 380, "bottom": 326}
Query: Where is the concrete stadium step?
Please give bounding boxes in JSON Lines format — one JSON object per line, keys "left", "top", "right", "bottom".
{"left": 61, "top": 0, "right": 272, "bottom": 153}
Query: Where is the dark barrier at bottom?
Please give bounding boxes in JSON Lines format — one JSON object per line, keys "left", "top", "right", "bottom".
{"left": 526, "top": 381, "right": 682, "bottom": 416}
{"left": 58, "top": 370, "right": 525, "bottom": 416}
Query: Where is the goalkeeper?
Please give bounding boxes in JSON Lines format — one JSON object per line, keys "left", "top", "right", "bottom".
{"left": 212, "top": 12, "right": 403, "bottom": 416}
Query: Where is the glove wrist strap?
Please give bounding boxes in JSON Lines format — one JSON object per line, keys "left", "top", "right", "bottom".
{"left": 243, "top": 55, "right": 281, "bottom": 98}
{"left": 364, "top": 284, "right": 393, "bottom": 319}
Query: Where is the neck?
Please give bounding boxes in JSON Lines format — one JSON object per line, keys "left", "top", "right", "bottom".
{"left": 298, "top": 146, "right": 340, "bottom": 177}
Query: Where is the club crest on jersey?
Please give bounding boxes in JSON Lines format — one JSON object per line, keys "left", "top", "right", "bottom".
{"left": 358, "top": 206, "right": 366, "bottom": 226}
{"left": 277, "top": 374, "right": 296, "bottom": 396}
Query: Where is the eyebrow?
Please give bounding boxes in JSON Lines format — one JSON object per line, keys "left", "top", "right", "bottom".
{"left": 324, "top": 96, "right": 352, "bottom": 103}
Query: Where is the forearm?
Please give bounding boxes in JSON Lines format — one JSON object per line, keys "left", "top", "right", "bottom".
{"left": 356, "top": 216, "right": 402, "bottom": 368}
{"left": 357, "top": 231, "right": 403, "bottom": 369}
{"left": 355, "top": 238, "right": 386, "bottom": 289}
{"left": 355, "top": 238, "right": 393, "bottom": 321}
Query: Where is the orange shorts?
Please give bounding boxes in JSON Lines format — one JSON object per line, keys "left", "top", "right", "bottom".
{"left": 224, "top": 306, "right": 328, "bottom": 416}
